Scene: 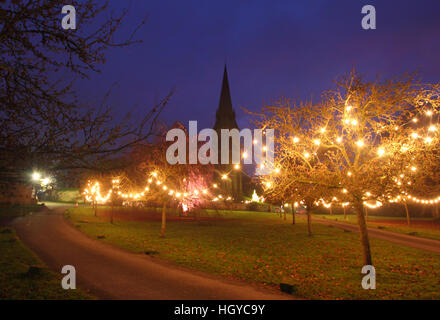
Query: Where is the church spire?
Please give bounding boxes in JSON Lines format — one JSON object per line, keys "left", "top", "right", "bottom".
{"left": 214, "top": 65, "right": 239, "bottom": 130}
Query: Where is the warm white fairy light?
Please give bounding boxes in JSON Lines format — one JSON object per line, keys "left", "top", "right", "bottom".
{"left": 377, "top": 148, "right": 385, "bottom": 157}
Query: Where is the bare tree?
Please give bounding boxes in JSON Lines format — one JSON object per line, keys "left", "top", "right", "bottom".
{"left": 0, "top": 0, "right": 171, "bottom": 183}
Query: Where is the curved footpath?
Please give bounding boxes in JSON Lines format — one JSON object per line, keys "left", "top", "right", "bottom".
{"left": 10, "top": 204, "right": 293, "bottom": 300}
{"left": 312, "top": 216, "right": 440, "bottom": 254}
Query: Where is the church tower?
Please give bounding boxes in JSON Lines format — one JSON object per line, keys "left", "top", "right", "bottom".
{"left": 213, "top": 65, "right": 243, "bottom": 200}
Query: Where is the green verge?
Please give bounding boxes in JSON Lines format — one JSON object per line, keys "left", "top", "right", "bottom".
{"left": 0, "top": 226, "right": 92, "bottom": 299}
{"left": 66, "top": 207, "right": 440, "bottom": 300}
{"left": 315, "top": 214, "right": 440, "bottom": 241}
{"left": 0, "top": 205, "right": 92, "bottom": 300}
{"left": 0, "top": 204, "right": 43, "bottom": 220}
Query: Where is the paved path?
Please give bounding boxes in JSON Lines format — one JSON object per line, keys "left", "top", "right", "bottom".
{"left": 312, "top": 216, "right": 440, "bottom": 254}
{"left": 10, "top": 204, "right": 293, "bottom": 300}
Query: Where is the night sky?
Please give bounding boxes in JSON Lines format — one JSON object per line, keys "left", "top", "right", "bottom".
{"left": 76, "top": 0, "right": 440, "bottom": 131}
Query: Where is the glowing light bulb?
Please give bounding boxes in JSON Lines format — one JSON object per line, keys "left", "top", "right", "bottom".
{"left": 304, "top": 152, "right": 310, "bottom": 159}
{"left": 292, "top": 137, "right": 299, "bottom": 143}
{"left": 234, "top": 164, "right": 240, "bottom": 170}
{"left": 347, "top": 171, "right": 352, "bottom": 177}
{"left": 314, "top": 139, "right": 321, "bottom": 146}
{"left": 377, "top": 148, "right": 385, "bottom": 157}
{"left": 351, "top": 119, "right": 358, "bottom": 126}
{"left": 32, "top": 172, "right": 41, "bottom": 181}
{"left": 429, "top": 125, "right": 437, "bottom": 132}
{"left": 411, "top": 132, "right": 418, "bottom": 139}
{"left": 356, "top": 140, "right": 364, "bottom": 147}
{"left": 320, "top": 127, "right": 326, "bottom": 133}
{"left": 336, "top": 137, "right": 342, "bottom": 143}
{"left": 242, "top": 152, "right": 248, "bottom": 159}
{"left": 411, "top": 166, "right": 417, "bottom": 172}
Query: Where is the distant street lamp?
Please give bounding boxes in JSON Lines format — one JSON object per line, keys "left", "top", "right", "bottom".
{"left": 41, "top": 177, "right": 51, "bottom": 186}
{"left": 32, "top": 172, "right": 41, "bottom": 181}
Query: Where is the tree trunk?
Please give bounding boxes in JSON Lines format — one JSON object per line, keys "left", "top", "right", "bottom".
{"left": 110, "top": 202, "right": 114, "bottom": 224}
{"left": 329, "top": 206, "right": 333, "bottom": 216}
{"left": 435, "top": 204, "right": 439, "bottom": 219}
{"left": 269, "top": 204, "right": 272, "bottom": 213}
{"left": 306, "top": 208, "right": 312, "bottom": 236}
{"left": 343, "top": 206, "right": 347, "bottom": 220}
{"left": 284, "top": 209, "right": 286, "bottom": 220}
{"left": 354, "top": 202, "right": 373, "bottom": 266}
{"left": 291, "top": 203, "right": 296, "bottom": 225}
{"left": 160, "top": 201, "right": 167, "bottom": 238}
{"left": 403, "top": 201, "right": 410, "bottom": 226}
{"left": 364, "top": 206, "right": 368, "bottom": 221}
{"left": 94, "top": 200, "right": 97, "bottom": 217}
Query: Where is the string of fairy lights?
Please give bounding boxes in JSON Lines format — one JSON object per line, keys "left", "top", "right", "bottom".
{"left": 83, "top": 166, "right": 243, "bottom": 205}
{"left": 83, "top": 103, "right": 440, "bottom": 211}
{"left": 260, "top": 103, "right": 440, "bottom": 210}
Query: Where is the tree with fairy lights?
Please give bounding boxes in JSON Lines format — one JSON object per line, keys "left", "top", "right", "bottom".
{"left": 253, "top": 70, "right": 440, "bottom": 265}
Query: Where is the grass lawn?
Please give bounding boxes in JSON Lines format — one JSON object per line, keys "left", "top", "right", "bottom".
{"left": 66, "top": 207, "right": 440, "bottom": 300}
{"left": 0, "top": 204, "right": 44, "bottom": 220}
{"left": 315, "top": 214, "right": 440, "bottom": 241}
{"left": 0, "top": 205, "right": 92, "bottom": 300}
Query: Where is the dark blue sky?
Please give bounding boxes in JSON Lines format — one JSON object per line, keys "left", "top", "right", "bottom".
{"left": 77, "top": 0, "right": 440, "bottom": 130}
